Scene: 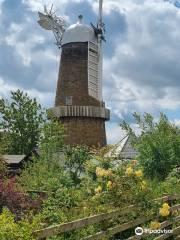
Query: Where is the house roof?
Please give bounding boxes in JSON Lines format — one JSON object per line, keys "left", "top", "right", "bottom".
{"left": 2, "top": 155, "right": 26, "bottom": 164}
{"left": 106, "top": 135, "right": 138, "bottom": 159}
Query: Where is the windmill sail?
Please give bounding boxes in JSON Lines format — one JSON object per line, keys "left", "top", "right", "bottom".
{"left": 98, "top": 0, "right": 103, "bottom": 28}
{"left": 38, "top": 12, "right": 53, "bottom": 30}
{"left": 37, "top": 5, "right": 67, "bottom": 48}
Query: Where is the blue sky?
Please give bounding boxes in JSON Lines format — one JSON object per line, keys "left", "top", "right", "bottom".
{"left": 0, "top": 0, "right": 180, "bottom": 143}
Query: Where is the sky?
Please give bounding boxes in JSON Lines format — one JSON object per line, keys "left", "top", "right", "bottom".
{"left": 0, "top": 0, "right": 180, "bottom": 144}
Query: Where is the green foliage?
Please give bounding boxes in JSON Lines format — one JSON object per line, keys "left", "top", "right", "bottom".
{"left": 120, "top": 112, "right": 180, "bottom": 180}
{"left": 0, "top": 130, "right": 9, "bottom": 154}
{"left": 39, "top": 119, "right": 64, "bottom": 159}
{"left": 64, "top": 145, "right": 91, "bottom": 185}
{"left": 19, "top": 120, "right": 72, "bottom": 192}
{"left": 11, "top": 151, "right": 180, "bottom": 239}
{"left": 161, "top": 168, "right": 180, "bottom": 195}
{"left": 3, "top": 103, "right": 179, "bottom": 239}
{"left": 19, "top": 157, "right": 73, "bottom": 192}
{"left": 0, "top": 156, "right": 7, "bottom": 178}
{"left": 41, "top": 188, "right": 86, "bottom": 224}
{"left": 0, "top": 208, "right": 41, "bottom": 240}
{"left": 0, "top": 90, "right": 45, "bottom": 154}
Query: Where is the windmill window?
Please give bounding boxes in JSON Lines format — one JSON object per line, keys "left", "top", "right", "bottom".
{"left": 65, "top": 96, "right": 73, "bottom": 106}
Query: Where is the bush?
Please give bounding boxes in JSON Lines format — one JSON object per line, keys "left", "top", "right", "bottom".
{"left": 0, "top": 178, "right": 27, "bottom": 215}
{"left": 0, "top": 156, "right": 7, "bottom": 178}
{"left": 0, "top": 208, "right": 40, "bottom": 240}
{"left": 120, "top": 113, "right": 180, "bottom": 180}
{"left": 64, "top": 145, "right": 91, "bottom": 185}
{"left": 18, "top": 120, "right": 73, "bottom": 192}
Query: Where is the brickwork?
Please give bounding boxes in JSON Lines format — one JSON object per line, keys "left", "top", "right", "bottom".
{"left": 54, "top": 42, "right": 109, "bottom": 147}
{"left": 61, "top": 117, "right": 107, "bottom": 147}
{"left": 55, "top": 42, "right": 101, "bottom": 107}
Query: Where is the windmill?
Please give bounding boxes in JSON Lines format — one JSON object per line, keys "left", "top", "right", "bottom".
{"left": 37, "top": 1, "right": 110, "bottom": 147}
{"left": 37, "top": 4, "right": 67, "bottom": 48}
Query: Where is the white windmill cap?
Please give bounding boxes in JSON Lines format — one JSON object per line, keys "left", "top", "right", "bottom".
{"left": 62, "top": 15, "right": 97, "bottom": 45}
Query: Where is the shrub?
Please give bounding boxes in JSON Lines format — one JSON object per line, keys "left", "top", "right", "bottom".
{"left": 0, "top": 208, "right": 41, "bottom": 240}
{"left": 18, "top": 120, "right": 73, "bottom": 191}
{"left": 64, "top": 145, "right": 91, "bottom": 185}
{"left": 41, "top": 187, "right": 86, "bottom": 224}
{"left": 0, "top": 156, "right": 7, "bottom": 178}
{"left": 120, "top": 113, "right": 180, "bottom": 180}
{"left": 0, "top": 178, "right": 27, "bottom": 215}
{"left": 39, "top": 119, "right": 65, "bottom": 159}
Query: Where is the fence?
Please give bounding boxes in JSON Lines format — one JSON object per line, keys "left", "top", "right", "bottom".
{"left": 33, "top": 195, "right": 180, "bottom": 240}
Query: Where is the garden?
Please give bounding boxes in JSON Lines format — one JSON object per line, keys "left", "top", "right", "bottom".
{"left": 0, "top": 90, "right": 180, "bottom": 239}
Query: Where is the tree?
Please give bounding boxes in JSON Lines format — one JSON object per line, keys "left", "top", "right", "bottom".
{"left": 120, "top": 113, "right": 180, "bottom": 180}
{"left": 19, "top": 120, "right": 70, "bottom": 192}
{"left": 0, "top": 90, "right": 45, "bottom": 155}
{"left": 64, "top": 145, "right": 91, "bottom": 185}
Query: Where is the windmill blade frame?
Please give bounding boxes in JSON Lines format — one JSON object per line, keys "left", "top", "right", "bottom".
{"left": 37, "top": 4, "right": 67, "bottom": 49}
{"left": 37, "top": 19, "right": 53, "bottom": 30}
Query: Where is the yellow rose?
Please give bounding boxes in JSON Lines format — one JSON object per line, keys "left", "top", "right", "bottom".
{"left": 107, "top": 181, "right": 113, "bottom": 190}
{"left": 95, "top": 186, "right": 102, "bottom": 194}
{"left": 150, "top": 221, "right": 161, "bottom": 230}
{"left": 105, "top": 169, "right": 113, "bottom": 177}
{"left": 135, "top": 170, "right": 143, "bottom": 177}
{"left": 159, "top": 207, "right": 170, "bottom": 217}
{"left": 162, "top": 203, "right": 170, "bottom": 210}
{"left": 96, "top": 167, "right": 103, "bottom": 177}
{"left": 96, "top": 167, "right": 112, "bottom": 177}
{"left": 125, "top": 167, "right": 133, "bottom": 176}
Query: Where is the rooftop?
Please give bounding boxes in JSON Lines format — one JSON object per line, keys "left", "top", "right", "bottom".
{"left": 62, "top": 15, "right": 97, "bottom": 45}
{"left": 2, "top": 155, "right": 26, "bottom": 164}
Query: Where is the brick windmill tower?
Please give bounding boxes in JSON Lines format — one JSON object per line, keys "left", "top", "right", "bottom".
{"left": 38, "top": 1, "right": 110, "bottom": 147}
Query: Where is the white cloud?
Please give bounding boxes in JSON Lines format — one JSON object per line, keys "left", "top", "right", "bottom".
{"left": 4, "top": 21, "right": 46, "bottom": 66}
{"left": 22, "top": 0, "right": 85, "bottom": 13}
{"left": 102, "top": 0, "right": 180, "bottom": 123}
{"left": 106, "top": 123, "right": 126, "bottom": 144}
{"left": 172, "top": 118, "right": 180, "bottom": 127}
{"left": 0, "top": 77, "right": 18, "bottom": 97}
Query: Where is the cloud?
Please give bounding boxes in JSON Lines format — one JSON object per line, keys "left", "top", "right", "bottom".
{"left": 102, "top": 0, "right": 180, "bottom": 126}
{"left": 106, "top": 122, "right": 126, "bottom": 144}
{"left": 0, "top": 0, "right": 60, "bottom": 93}
{"left": 22, "top": 0, "right": 86, "bottom": 13}
{"left": 172, "top": 118, "right": 180, "bottom": 127}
